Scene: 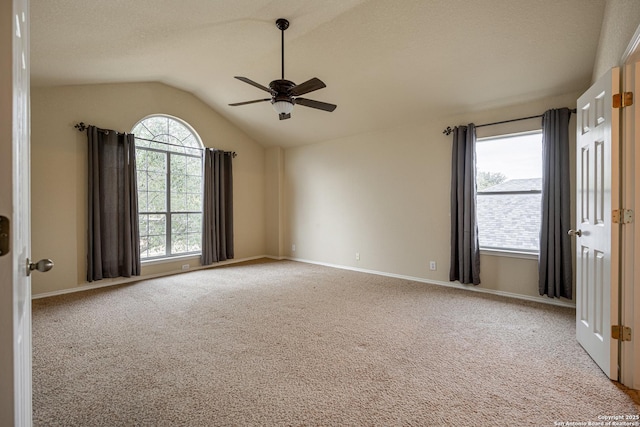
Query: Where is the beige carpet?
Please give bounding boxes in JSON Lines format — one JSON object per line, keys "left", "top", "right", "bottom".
{"left": 32, "top": 259, "right": 639, "bottom": 426}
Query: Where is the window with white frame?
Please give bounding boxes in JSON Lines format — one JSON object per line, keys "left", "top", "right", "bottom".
{"left": 475, "top": 131, "right": 542, "bottom": 253}
{"left": 132, "top": 115, "right": 204, "bottom": 260}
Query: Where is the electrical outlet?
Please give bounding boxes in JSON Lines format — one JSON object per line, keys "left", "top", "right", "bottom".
{"left": 182, "top": 264, "right": 190, "bottom": 271}
{"left": 356, "top": 252, "right": 360, "bottom": 261}
{"left": 292, "top": 244, "right": 296, "bottom": 252}
{"left": 429, "top": 261, "right": 437, "bottom": 271}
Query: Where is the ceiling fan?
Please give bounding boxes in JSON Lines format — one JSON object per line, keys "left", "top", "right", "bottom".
{"left": 229, "top": 18, "right": 337, "bottom": 120}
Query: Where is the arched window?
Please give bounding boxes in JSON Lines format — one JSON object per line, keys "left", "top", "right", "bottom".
{"left": 132, "top": 115, "right": 204, "bottom": 260}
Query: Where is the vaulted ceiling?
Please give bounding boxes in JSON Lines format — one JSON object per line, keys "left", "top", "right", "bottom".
{"left": 31, "top": 0, "right": 606, "bottom": 147}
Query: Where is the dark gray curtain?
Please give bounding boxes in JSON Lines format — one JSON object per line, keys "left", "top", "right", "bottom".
{"left": 449, "top": 124, "right": 481, "bottom": 285}
{"left": 87, "top": 126, "right": 140, "bottom": 282}
{"left": 539, "top": 108, "right": 572, "bottom": 298}
{"left": 202, "top": 149, "right": 234, "bottom": 265}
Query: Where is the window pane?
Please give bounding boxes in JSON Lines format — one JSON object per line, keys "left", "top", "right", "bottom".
{"left": 171, "top": 233, "right": 188, "bottom": 254}
{"left": 139, "top": 237, "right": 149, "bottom": 259}
{"left": 148, "top": 214, "right": 166, "bottom": 236}
{"left": 137, "top": 191, "right": 148, "bottom": 213}
{"left": 171, "top": 172, "right": 186, "bottom": 194}
{"left": 144, "top": 116, "right": 169, "bottom": 139}
{"left": 139, "top": 210, "right": 167, "bottom": 258}
{"left": 186, "top": 175, "right": 201, "bottom": 193}
{"left": 188, "top": 233, "right": 201, "bottom": 252}
{"left": 476, "top": 132, "right": 542, "bottom": 184}
{"left": 477, "top": 193, "right": 541, "bottom": 251}
{"left": 186, "top": 157, "right": 202, "bottom": 175}
{"left": 188, "top": 213, "right": 202, "bottom": 233}
{"left": 168, "top": 120, "right": 192, "bottom": 143}
{"left": 147, "top": 171, "right": 166, "bottom": 192}
{"left": 171, "top": 193, "right": 187, "bottom": 212}
{"left": 182, "top": 135, "right": 198, "bottom": 149}
{"left": 139, "top": 214, "right": 149, "bottom": 235}
{"left": 133, "top": 115, "right": 205, "bottom": 261}
{"left": 136, "top": 149, "right": 148, "bottom": 170}
{"left": 148, "top": 191, "right": 166, "bottom": 212}
{"left": 171, "top": 155, "right": 186, "bottom": 174}
{"left": 170, "top": 213, "right": 202, "bottom": 254}
{"left": 148, "top": 234, "right": 167, "bottom": 257}
{"left": 476, "top": 131, "right": 542, "bottom": 252}
{"left": 137, "top": 171, "right": 148, "bottom": 192}
{"left": 186, "top": 193, "right": 201, "bottom": 212}
{"left": 133, "top": 125, "right": 155, "bottom": 142}
{"left": 171, "top": 213, "right": 188, "bottom": 234}
{"left": 146, "top": 151, "right": 167, "bottom": 173}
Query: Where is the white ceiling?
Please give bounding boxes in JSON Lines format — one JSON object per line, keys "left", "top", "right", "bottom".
{"left": 31, "top": 0, "right": 606, "bottom": 148}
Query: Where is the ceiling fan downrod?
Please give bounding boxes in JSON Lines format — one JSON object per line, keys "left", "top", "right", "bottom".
{"left": 276, "top": 18, "right": 289, "bottom": 80}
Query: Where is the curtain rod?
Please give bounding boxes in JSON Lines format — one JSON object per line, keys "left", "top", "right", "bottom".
{"left": 442, "top": 108, "right": 577, "bottom": 136}
{"left": 74, "top": 122, "right": 117, "bottom": 135}
{"left": 74, "top": 122, "right": 237, "bottom": 158}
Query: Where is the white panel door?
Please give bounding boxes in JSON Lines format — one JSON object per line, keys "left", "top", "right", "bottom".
{"left": 575, "top": 67, "right": 620, "bottom": 380}
{"left": 0, "top": 0, "right": 32, "bottom": 425}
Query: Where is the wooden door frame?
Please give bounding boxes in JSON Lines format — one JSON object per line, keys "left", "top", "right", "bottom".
{"left": 620, "top": 23, "right": 640, "bottom": 390}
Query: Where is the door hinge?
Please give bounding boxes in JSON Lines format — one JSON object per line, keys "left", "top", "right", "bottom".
{"left": 613, "top": 92, "right": 634, "bottom": 108}
{"left": 612, "top": 209, "right": 633, "bottom": 224}
{"left": 612, "top": 325, "right": 632, "bottom": 341}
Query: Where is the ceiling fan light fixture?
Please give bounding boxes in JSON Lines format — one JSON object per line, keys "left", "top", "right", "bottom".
{"left": 272, "top": 100, "right": 294, "bottom": 115}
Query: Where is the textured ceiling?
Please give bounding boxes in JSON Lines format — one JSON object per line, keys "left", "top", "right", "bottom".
{"left": 31, "top": 0, "right": 606, "bottom": 147}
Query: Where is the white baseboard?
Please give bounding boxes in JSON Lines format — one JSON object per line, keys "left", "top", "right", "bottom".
{"left": 31, "top": 255, "right": 270, "bottom": 300}
{"left": 285, "top": 256, "right": 576, "bottom": 309}
{"left": 33, "top": 254, "right": 576, "bottom": 309}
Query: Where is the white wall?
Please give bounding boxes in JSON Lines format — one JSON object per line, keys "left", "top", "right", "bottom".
{"left": 265, "top": 146, "right": 285, "bottom": 258}
{"left": 282, "top": 92, "right": 579, "bottom": 303}
{"left": 31, "top": 82, "right": 266, "bottom": 295}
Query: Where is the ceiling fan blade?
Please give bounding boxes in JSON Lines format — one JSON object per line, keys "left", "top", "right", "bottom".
{"left": 279, "top": 113, "right": 291, "bottom": 120}
{"left": 234, "top": 76, "right": 273, "bottom": 94}
{"left": 290, "top": 78, "right": 326, "bottom": 96}
{"left": 229, "top": 98, "right": 271, "bottom": 106}
{"left": 294, "top": 97, "right": 337, "bottom": 112}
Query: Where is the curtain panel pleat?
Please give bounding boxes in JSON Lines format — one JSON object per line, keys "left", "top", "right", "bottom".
{"left": 202, "top": 149, "right": 234, "bottom": 265}
{"left": 449, "top": 124, "right": 481, "bottom": 285}
{"left": 538, "top": 108, "right": 572, "bottom": 299}
{"left": 87, "top": 126, "right": 140, "bottom": 282}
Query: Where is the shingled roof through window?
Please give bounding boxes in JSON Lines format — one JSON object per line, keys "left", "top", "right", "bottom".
{"left": 477, "top": 178, "right": 542, "bottom": 252}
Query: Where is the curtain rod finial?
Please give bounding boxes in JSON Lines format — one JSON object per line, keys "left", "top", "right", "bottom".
{"left": 443, "top": 126, "right": 453, "bottom": 136}
{"left": 74, "top": 122, "right": 88, "bottom": 132}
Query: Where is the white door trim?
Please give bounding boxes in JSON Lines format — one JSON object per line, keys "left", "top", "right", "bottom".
{"left": 1, "top": 0, "right": 33, "bottom": 424}
{"left": 620, "top": 23, "right": 640, "bottom": 391}
{"left": 0, "top": 0, "right": 16, "bottom": 420}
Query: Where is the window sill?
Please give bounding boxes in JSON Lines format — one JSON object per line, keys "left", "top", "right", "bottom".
{"left": 480, "top": 248, "right": 538, "bottom": 260}
{"left": 141, "top": 253, "right": 201, "bottom": 266}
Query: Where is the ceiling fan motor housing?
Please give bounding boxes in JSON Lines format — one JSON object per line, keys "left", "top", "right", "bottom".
{"left": 269, "top": 79, "right": 296, "bottom": 103}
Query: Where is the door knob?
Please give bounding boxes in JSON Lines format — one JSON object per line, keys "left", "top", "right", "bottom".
{"left": 567, "top": 229, "right": 582, "bottom": 237}
{"left": 27, "top": 258, "right": 54, "bottom": 276}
